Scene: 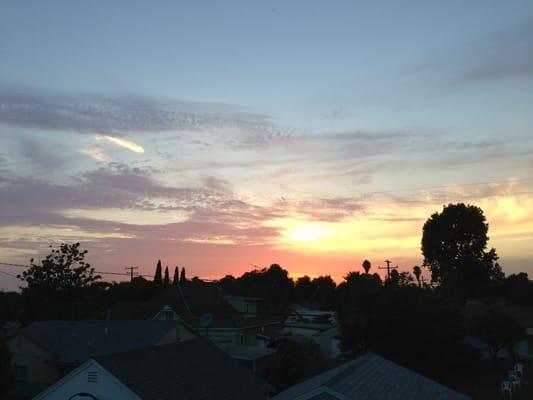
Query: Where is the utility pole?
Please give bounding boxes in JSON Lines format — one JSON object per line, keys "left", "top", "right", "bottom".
{"left": 124, "top": 266, "right": 139, "bottom": 282}
{"left": 378, "top": 259, "right": 398, "bottom": 279}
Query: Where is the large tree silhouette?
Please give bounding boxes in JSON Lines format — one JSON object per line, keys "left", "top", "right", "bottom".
{"left": 422, "top": 203, "right": 504, "bottom": 297}
{"left": 18, "top": 242, "right": 100, "bottom": 290}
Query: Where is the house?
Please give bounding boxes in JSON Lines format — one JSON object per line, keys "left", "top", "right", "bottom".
{"left": 287, "top": 304, "right": 337, "bottom": 324}
{"left": 313, "top": 324, "right": 342, "bottom": 358}
{"left": 282, "top": 322, "right": 333, "bottom": 338}
{"left": 225, "top": 295, "right": 262, "bottom": 318}
{"left": 34, "top": 338, "right": 271, "bottom": 400}
{"left": 220, "top": 343, "right": 275, "bottom": 374}
{"left": 109, "top": 281, "right": 281, "bottom": 346}
{"left": 272, "top": 352, "right": 471, "bottom": 400}
{"left": 7, "top": 320, "right": 195, "bottom": 396}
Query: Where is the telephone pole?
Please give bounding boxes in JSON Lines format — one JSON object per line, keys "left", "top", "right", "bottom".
{"left": 378, "top": 259, "right": 398, "bottom": 279}
{"left": 124, "top": 266, "right": 139, "bottom": 282}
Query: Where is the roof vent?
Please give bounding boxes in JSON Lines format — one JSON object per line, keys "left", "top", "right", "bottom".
{"left": 88, "top": 371, "right": 98, "bottom": 383}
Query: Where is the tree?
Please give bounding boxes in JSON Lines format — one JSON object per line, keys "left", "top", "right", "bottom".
{"left": 295, "top": 276, "right": 313, "bottom": 302}
{"left": 413, "top": 266, "right": 422, "bottom": 287}
{"left": 163, "top": 266, "right": 170, "bottom": 287}
{"left": 218, "top": 275, "right": 236, "bottom": 293}
{"left": 0, "top": 338, "right": 14, "bottom": 395}
{"left": 310, "top": 276, "right": 336, "bottom": 309}
{"left": 503, "top": 273, "right": 533, "bottom": 305}
{"left": 473, "top": 311, "right": 523, "bottom": 360}
{"left": 422, "top": 203, "right": 504, "bottom": 297}
{"left": 154, "top": 260, "right": 162, "bottom": 287}
{"left": 172, "top": 267, "right": 180, "bottom": 286}
{"left": 343, "top": 271, "right": 362, "bottom": 285}
{"left": 180, "top": 267, "right": 187, "bottom": 282}
{"left": 18, "top": 243, "right": 100, "bottom": 291}
{"left": 362, "top": 260, "right": 371, "bottom": 274}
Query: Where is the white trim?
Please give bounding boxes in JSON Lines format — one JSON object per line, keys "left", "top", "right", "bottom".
{"left": 33, "top": 359, "right": 142, "bottom": 400}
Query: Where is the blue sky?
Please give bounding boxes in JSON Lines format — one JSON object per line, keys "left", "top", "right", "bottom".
{"left": 1, "top": 1, "right": 532, "bottom": 290}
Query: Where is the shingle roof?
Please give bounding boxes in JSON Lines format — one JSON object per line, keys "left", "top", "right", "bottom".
{"left": 95, "top": 338, "right": 271, "bottom": 400}
{"left": 272, "top": 353, "right": 471, "bottom": 400}
{"left": 109, "top": 282, "right": 277, "bottom": 329}
{"left": 21, "top": 320, "right": 176, "bottom": 363}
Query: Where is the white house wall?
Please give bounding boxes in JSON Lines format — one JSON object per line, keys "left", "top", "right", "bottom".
{"left": 34, "top": 360, "right": 140, "bottom": 400}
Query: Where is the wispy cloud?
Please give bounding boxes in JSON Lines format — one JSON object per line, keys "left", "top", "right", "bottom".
{"left": 96, "top": 135, "right": 144, "bottom": 154}
{"left": 80, "top": 145, "right": 110, "bottom": 162}
{"left": 0, "top": 84, "right": 281, "bottom": 136}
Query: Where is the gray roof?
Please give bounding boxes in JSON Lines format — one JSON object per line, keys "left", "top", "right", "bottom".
{"left": 221, "top": 344, "right": 275, "bottom": 360}
{"left": 95, "top": 338, "right": 271, "bottom": 400}
{"left": 272, "top": 353, "right": 471, "bottom": 400}
{"left": 21, "top": 320, "right": 176, "bottom": 363}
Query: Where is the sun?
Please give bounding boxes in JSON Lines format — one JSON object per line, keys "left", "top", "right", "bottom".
{"left": 289, "top": 224, "right": 328, "bottom": 242}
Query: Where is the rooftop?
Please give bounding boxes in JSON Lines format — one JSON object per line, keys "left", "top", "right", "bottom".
{"left": 20, "top": 320, "right": 176, "bottom": 363}
{"left": 95, "top": 338, "right": 271, "bottom": 400}
{"left": 272, "top": 353, "right": 471, "bottom": 400}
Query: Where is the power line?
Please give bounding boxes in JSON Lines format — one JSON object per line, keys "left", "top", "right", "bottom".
{"left": 0, "top": 269, "right": 18, "bottom": 279}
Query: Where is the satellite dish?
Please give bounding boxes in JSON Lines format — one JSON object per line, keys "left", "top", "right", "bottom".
{"left": 200, "top": 313, "right": 213, "bottom": 328}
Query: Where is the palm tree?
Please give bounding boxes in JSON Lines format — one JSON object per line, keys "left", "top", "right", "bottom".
{"left": 343, "top": 271, "right": 362, "bottom": 284}
{"left": 362, "top": 260, "right": 371, "bottom": 274}
{"left": 413, "top": 265, "right": 422, "bottom": 287}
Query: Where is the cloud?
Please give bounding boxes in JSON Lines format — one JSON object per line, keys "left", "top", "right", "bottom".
{"left": 457, "top": 20, "right": 533, "bottom": 83}
{"left": 0, "top": 84, "right": 280, "bottom": 136}
{"left": 80, "top": 145, "right": 110, "bottom": 162}
{"left": 96, "top": 135, "right": 144, "bottom": 154}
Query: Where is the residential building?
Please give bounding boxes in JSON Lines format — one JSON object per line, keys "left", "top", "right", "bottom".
{"left": 7, "top": 320, "right": 195, "bottom": 396}
{"left": 109, "top": 281, "right": 280, "bottom": 346}
{"left": 272, "top": 352, "right": 471, "bottom": 400}
{"left": 225, "top": 295, "right": 262, "bottom": 318}
{"left": 34, "top": 338, "right": 271, "bottom": 400}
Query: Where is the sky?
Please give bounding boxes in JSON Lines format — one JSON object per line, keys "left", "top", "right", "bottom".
{"left": 1, "top": 1, "right": 533, "bottom": 290}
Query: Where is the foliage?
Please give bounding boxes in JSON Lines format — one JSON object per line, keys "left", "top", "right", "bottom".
{"left": 260, "top": 338, "right": 329, "bottom": 393}
{"left": 413, "top": 266, "right": 422, "bottom": 286}
{"left": 180, "top": 267, "right": 187, "bottom": 282}
{"left": 18, "top": 243, "right": 100, "bottom": 291}
{"left": 172, "top": 267, "right": 180, "bottom": 286}
{"left": 153, "top": 260, "right": 162, "bottom": 286}
{"left": 422, "top": 203, "right": 504, "bottom": 297}
{"left": 473, "top": 311, "right": 524, "bottom": 359}
{"left": 233, "top": 264, "right": 294, "bottom": 307}
{"left": 163, "top": 266, "right": 170, "bottom": 287}
{"left": 362, "top": 259, "right": 371, "bottom": 274}
{"left": 503, "top": 273, "right": 533, "bottom": 305}
{"left": 339, "top": 284, "right": 464, "bottom": 379}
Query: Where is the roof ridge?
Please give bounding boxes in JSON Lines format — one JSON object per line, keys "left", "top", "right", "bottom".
{"left": 323, "top": 353, "right": 372, "bottom": 387}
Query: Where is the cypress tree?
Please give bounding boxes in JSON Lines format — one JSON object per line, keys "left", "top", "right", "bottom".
{"left": 163, "top": 266, "right": 170, "bottom": 287}
{"left": 154, "top": 260, "right": 162, "bottom": 287}
{"left": 172, "top": 267, "right": 180, "bottom": 286}
{"left": 180, "top": 267, "right": 186, "bottom": 282}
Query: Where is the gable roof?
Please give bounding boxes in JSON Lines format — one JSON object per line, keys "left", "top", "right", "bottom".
{"left": 109, "top": 282, "right": 276, "bottom": 329}
{"left": 95, "top": 338, "right": 271, "bottom": 400}
{"left": 21, "top": 320, "right": 176, "bottom": 363}
{"left": 272, "top": 353, "right": 470, "bottom": 400}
